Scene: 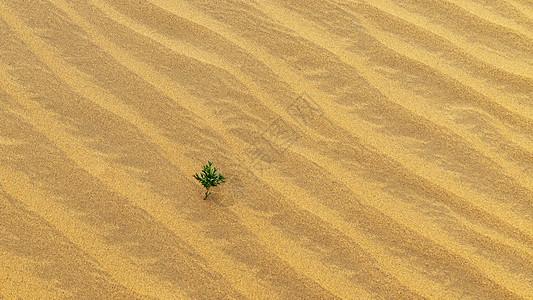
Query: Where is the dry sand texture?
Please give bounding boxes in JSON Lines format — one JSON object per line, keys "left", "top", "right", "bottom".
{"left": 1, "top": 0, "right": 533, "bottom": 299}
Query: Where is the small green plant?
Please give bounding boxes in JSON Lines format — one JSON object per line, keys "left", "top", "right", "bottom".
{"left": 193, "top": 161, "right": 226, "bottom": 200}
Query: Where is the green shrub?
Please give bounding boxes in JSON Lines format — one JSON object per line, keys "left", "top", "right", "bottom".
{"left": 193, "top": 161, "right": 226, "bottom": 200}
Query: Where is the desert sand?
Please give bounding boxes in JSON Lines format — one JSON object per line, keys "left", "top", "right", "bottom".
{"left": 1, "top": 0, "right": 532, "bottom": 299}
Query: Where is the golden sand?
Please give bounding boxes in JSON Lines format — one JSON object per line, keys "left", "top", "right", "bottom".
{"left": 1, "top": 0, "right": 532, "bottom": 299}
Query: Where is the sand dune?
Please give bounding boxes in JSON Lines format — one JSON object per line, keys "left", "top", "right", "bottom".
{"left": 1, "top": 0, "right": 532, "bottom": 299}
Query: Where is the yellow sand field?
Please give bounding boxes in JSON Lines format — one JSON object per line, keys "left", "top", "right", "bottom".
{"left": 1, "top": 0, "right": 532, "bottom": 299}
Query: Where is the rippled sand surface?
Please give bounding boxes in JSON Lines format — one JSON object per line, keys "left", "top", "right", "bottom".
{"left": 1, "top": 0, "right": 533, "bottom": 299}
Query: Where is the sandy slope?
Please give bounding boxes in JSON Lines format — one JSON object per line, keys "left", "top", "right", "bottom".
{"left": 0, "top": 0, "right": 532, "bottom": 298}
